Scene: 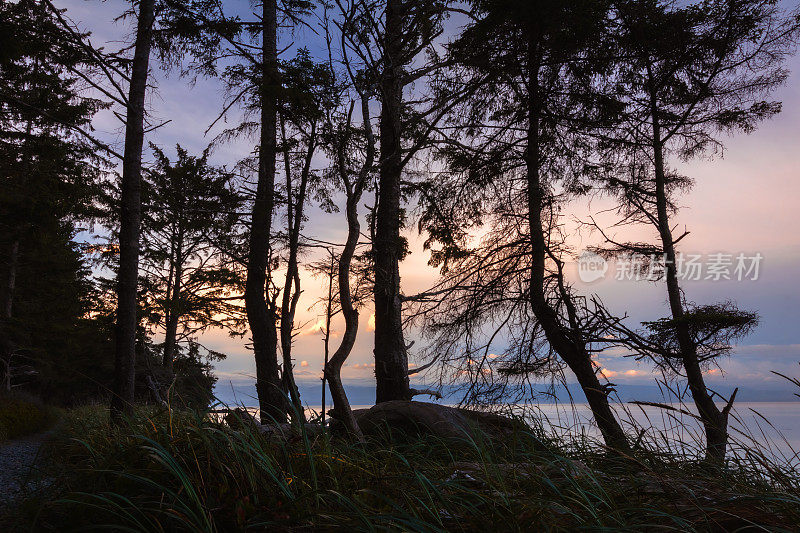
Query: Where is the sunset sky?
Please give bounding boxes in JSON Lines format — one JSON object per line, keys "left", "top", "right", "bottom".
{"left": 59, "top": 0, "right": 800, "bottom": 401}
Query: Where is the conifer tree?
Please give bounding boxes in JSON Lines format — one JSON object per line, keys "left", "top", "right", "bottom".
{"left": 170, "top": 0, "right": 315, "bottom": 422}
{"left": 137, "top": 144, "right": 245, "bottom": 373}
{"left": 415, "top": 0, "right": 631, "bottom": 450}
{"left": 0, "top": 0, "right": 105, "bottom": 392}
{"left": 595, "top": 0, "right": 799, "bottom": 462}
{"left": 337, "top": 0, "right": 449, "bottom": 402}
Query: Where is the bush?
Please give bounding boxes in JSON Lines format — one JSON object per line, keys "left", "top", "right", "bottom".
{"left": 0, "top": 393, "right": 57, "bottom": 442}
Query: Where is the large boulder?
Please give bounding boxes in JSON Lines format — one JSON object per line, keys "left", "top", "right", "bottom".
{"left": 350, "top": 401, "right": 529, "bottom": 441}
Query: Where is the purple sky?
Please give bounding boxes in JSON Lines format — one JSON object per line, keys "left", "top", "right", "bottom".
{"left": 57, "top": 0, "right": 800, "bottom": 396}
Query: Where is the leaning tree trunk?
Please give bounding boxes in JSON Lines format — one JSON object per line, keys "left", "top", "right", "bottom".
{"left": 110, "top": 0, "right": 156, "bottom": 424}
{"left": 325, "top": 93, "right": 374, "bottom": 438}
{"left": 649, "top": 87, "right": 728, "bottom": 464}
{"left": 524, "top": 37, "right": 629, "bottom": 451}
{"left": 325, "top": 192, "right": 365, "bottom": 440}
{"left": 374, "top": 0, "right": 410, "bottom": 403}
{"left": 245, "top": 0, "right": 285, "bottom": 424}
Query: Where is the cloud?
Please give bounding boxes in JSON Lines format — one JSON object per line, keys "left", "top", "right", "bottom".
{"left": 703, "top": 344, "right": 800, "bottom": 383}
{"left": 600, "top": 347, "right": 631, "bottom": 358}
{"left": 598, "top": 368, "right": 647, "bottom": 379}
{"left": 457, "top": 368, "right": 492, "bottom": 376}
{"left": 210, "top": 371, "right": 256, "bottom": 385}
{"left": 302, "top": 320, "right": 326, "bottom": 336}
{"left": 592, "top": 344, "right": 800, "bottom": 385}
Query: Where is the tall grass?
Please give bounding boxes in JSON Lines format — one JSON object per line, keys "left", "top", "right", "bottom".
{"left": 9, "top": 403, "right": 800, "bottom": 532}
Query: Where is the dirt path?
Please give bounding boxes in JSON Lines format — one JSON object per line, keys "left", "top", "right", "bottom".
{"left": 0, "top": 427, "right": 57, "bottom": 512}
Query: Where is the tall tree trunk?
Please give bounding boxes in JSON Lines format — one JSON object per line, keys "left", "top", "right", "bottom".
{"left": 2, "top": 118, "right": 34, "bottom": 392}
{"left": 0, "top": 239, "right": 19, "bottom": 392}
{"left": 162, "top": 228, "right": 176, "bottom": 368}
{"left": 162, "top": 200, "right": 185, "bottom": 373}
{"left": 279, "top": 120, "right": 315, "bottom": 422}
{"left": 162, "top": 317, "right": 179, "bottom": 371}
{"left": 162, "top": 267, "right": 181, "bottom": 372}
{"left": 245, "top": 0, "right": 285, "bottom": 424}
{"left": 524, "top": 37, "right": 628, "bottom": 451}
{"left": 321, "top": 252, "right": 334, "bottom": 428}
{"left": 374, "top": 0, "right": 410, "bottom": 403}
{"left": 648, "top": 82, "right": 728, "bottom": 463}
{"left": 110, "top": 0, "right": 155, "bottom": 424}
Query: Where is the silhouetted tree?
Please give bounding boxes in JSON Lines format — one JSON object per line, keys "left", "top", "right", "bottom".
{"left": 337, "top": 0, "right": 450, "bottom": 402}
{"left": 415, "top": 0, "right": 631, "bottom": 450}
{"left": 100, "top": 0, "right": 157, "bottom": 423}
{"left": 322, "top": 89, "right": 376, "bottom": 438}
{"left": 0, "top": 0, "right": 105, "bottom": 393}
{"left": 38, "top": 0, "right": 243, "bottom": 421}
{"left": 593, "top": 0, "right": 799, "bottom": 462}
{"left": 308, "top": 249, "right": 339, "bottom": 427}
{"left": 276, "top": 50, "right": 339, "bottom": 420}
{"left": 245, "top": 0, "right": 286, "bottom": 422}
{"left": 136, "top": 144, "right": 246, "bottom": 373}
{"left": 169, "top": 0, "right": 316, "bottom": 422}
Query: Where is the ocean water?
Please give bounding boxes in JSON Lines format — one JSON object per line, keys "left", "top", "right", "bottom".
{"left": 526, "top": 401, "right": 800, "bottom": 464}
{"left": 229, "top": 401, "right": 800, "bottom": 466}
